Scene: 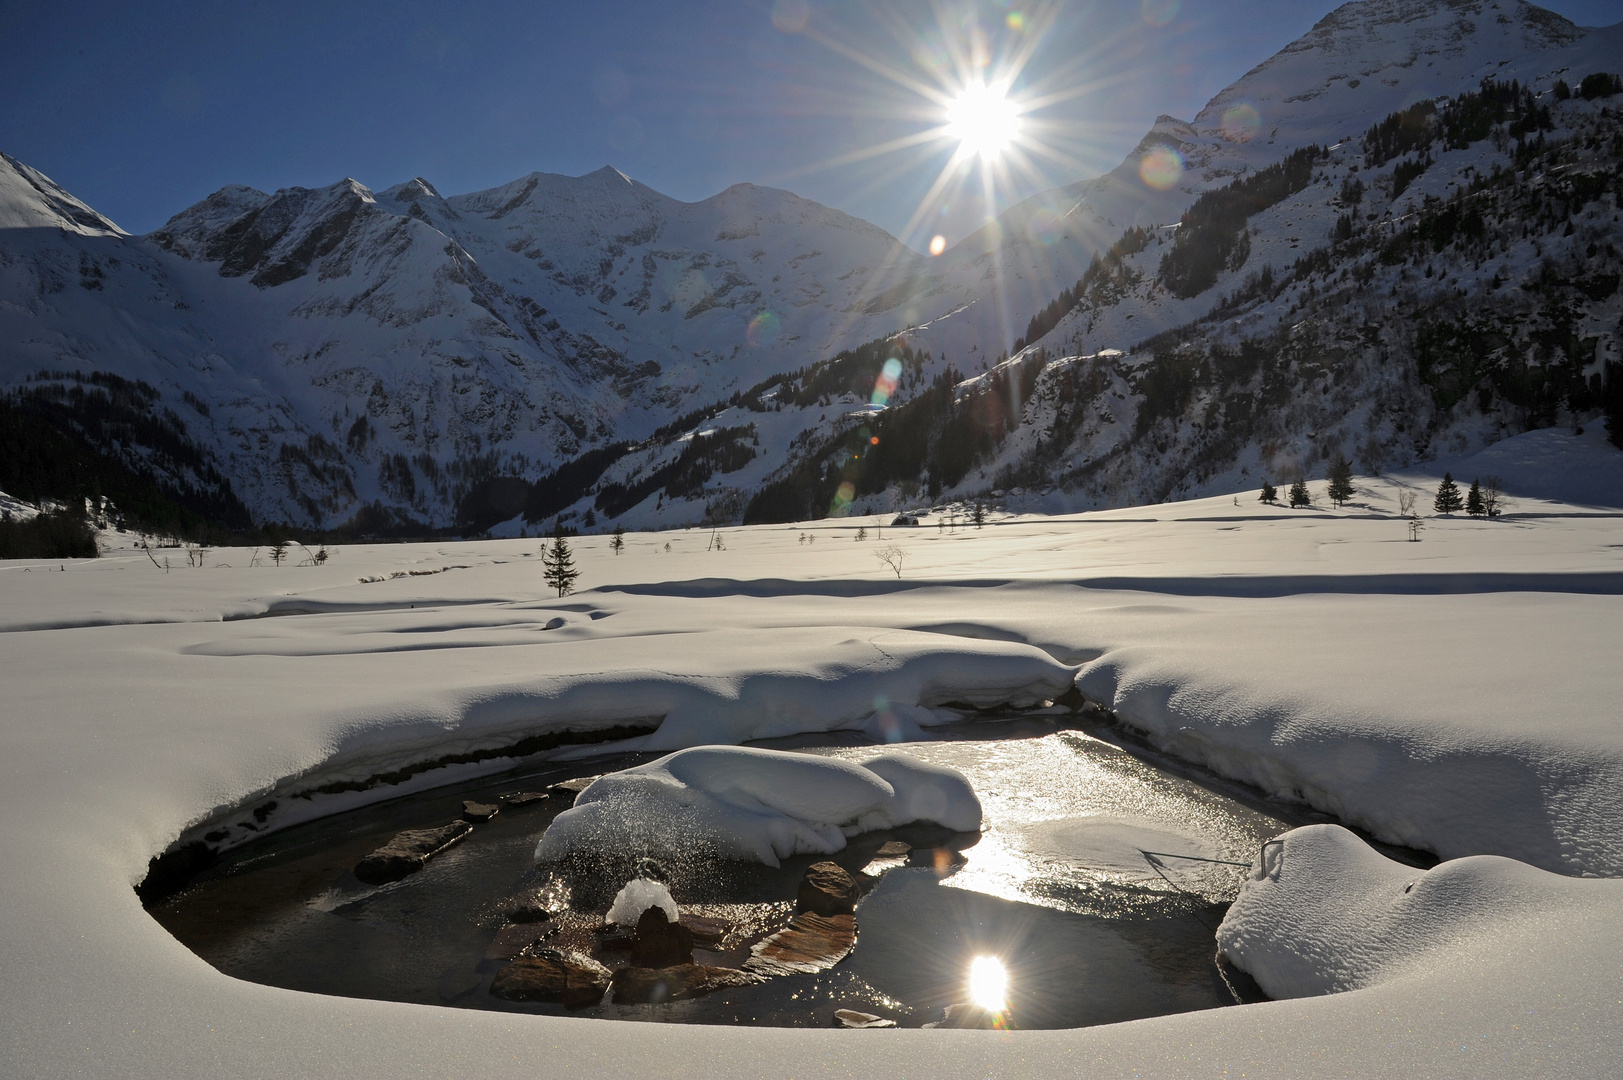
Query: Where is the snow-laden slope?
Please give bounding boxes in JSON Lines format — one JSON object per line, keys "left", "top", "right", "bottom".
{"left": 2, "top": 0, "right": 1619, "bottom": 535}
{"left": 2, "top": 465, "right": 1621, "bottom": 1077}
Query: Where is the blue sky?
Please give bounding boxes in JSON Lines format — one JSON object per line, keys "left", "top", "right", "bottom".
{"left": 2, "top": 0, "right": 1618, "bottom": 250}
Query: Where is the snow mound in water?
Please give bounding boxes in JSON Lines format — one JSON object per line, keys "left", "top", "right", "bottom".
{"left": 534, "top": 745, "right": 981, "bottom": 867}
{"left": 606, "top": 877, "right": 678, "bottom": 926}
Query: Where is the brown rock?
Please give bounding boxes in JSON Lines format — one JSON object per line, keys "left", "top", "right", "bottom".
{"left": 875, "top": 840, "right": 912, "bottom": 857}
{"left": 745, "top": 911, "right": 857, "bottom": 976}
{"left": 353, "top": 821, "right": 472, "bottom": 885}
{"left": 488, "top": 954, "right": 608, "bottom": 1008}
{"left": 797, "top": 861, "right": 860, "bottom": 915}
{"left": 462, "top": 800, "right": 500, "bottom": 823}
{"left": 679, "top": 914, "right": 732, "bottom": 949}
{"left": 609, "top": 963, "right": 759, "bottom": 1004}
{"left": 906, "top": 847, "right": 968, "bottom": 874}
{"left": 631, "top": 906, "right": 694, "bottom": 968}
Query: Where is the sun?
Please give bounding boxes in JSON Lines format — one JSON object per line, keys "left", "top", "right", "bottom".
{"left": 945, "top": 82, "right": 1021, "bottom": 160}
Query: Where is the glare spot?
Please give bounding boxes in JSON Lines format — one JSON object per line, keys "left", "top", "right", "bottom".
{"left": 946, "top": 83, "right": 1021, "bottom": 160}
{"left": 1005, "top": 12, "right": 1025, "bottom": 31}
{"left": 1221, "top": 102, "right": 1261, "bottom": 142}
{"left": 1142, "top": 0, "right": 1180, "bottom": 27}
{"left": 1139, "top": 146, "right": 1183, "bottom": 190}
{"left": 967, "top": 955, "right": 1008, "bottom": 1013}
{"left": 929, "top": 234, "right": 947, "bottom": 256}
{"left": 771, "top": 0, "right": 809, "bottom": 34}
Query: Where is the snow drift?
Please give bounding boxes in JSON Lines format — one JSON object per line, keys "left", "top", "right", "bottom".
{"left": 534, "top": 746, "right": 981, "bottom": 866}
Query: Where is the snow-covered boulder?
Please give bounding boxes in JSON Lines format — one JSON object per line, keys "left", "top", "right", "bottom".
{"left": 534, "top": 745, "right": 981, "bottom": 867}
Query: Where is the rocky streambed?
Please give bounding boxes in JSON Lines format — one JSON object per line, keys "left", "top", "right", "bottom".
{"left": 146, "top": 717, "right": 1345, "bottom": 1028}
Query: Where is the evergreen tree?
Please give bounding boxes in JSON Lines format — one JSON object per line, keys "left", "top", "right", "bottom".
{"left": 1434, "top": 472, "right": 1464, "bottom": 514}
{"left": 269, "top": 539, "right": 289, "bottom": 566}
{"left": 542, "top": 527, "right": 579, "bottom": 597}
{"left": 1259, "top": 479, "right": 1278, "bottom": 504}
{"left": 1325, "top": 453, "right": 1355, "bottom": 508}
{"left": 1289, "top": 478, "right": 1312, "bottom": 508}
{"left": 1465, "top": 478, "right": 1485, "bottom": 517}
{"left": 972, "top": 501, "right": 987, "bottom": 528}
{"left": 610, "top": 524, "right": 625, "bottom": 555}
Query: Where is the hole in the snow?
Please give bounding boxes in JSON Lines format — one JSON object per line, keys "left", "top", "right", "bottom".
{"left": 141, "top": 715, "right": 1429, "bottom": 1029}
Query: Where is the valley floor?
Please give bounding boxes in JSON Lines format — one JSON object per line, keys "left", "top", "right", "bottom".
{"left": 2, "top": 438, "right": 1621, "bottom": 1077}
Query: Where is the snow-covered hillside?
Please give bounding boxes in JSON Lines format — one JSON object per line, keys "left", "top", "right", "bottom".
{"left": 1, "top": 0, "right": 1619, "bottom": 536}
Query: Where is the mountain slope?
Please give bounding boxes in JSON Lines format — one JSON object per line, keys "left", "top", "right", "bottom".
{"left": 1, "top": 0, "right": 1619, "bottom": 535}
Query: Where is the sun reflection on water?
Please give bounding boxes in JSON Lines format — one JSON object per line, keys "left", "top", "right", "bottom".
{"left": 967, "top": 954, "right": 1009, "bottom": 1013}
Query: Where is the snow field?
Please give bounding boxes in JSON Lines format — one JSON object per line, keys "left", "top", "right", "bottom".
{"left": 0, "top": 456, "right": 1620, "bottom": 1077}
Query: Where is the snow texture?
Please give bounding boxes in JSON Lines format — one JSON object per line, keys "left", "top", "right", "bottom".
{"left": 535, "top": 746, "right": 980, "bottom": 867}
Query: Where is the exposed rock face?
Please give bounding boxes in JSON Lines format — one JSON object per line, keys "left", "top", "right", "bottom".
{"left": 797, "top": 861, "right": 859, "bottom": 916}
{"left": 608, "top": 963, "right": 759, "bottom": 1004}
{"left": 352, "top": 821, "right": 472, "bottom": 885}
{"left": 487, "top": 954, "right": 609, "bottom": 1008}
{"left": 745, "top": 912, "right": 857, "bottom": 976}
{"left": 630, "top": 906, "right": 694, "bottom": 968}
{"left": 546, "top": 777, "right": 597, "bottom": 806}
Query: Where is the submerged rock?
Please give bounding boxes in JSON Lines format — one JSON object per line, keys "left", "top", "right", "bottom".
{"left": 483, "top": 921, "right": 554, "bottom": 961}
{"left": 834, "top": 1008, "right": 896, "bottom": 1029}
{"left": 545, "top": 777, "right": 598, "bottom": 806}
{"left": 745, "top": 912, "right": 857, "bottom": 976}
{"left": 609, "top": 963, "right": 759, "bottom": 1004}
{"left": 462, "top": 800, "right": 500, "bottom": 823}
{"left": 798, "top": 861, "right": 860, "bottom": 915}
{"left": 630, "top": 906, "right": 694, "bottom": 968}
{"left": 353, "top": 821, "right": 472, "bottom": 885}
{"left": 488, "top": 953, "right": 609, "bottom": 1008}
{"left": 497, "top": 790, "right": 549, "bottom": 809}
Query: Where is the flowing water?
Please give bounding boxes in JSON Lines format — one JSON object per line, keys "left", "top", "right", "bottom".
{"left": 148, "top": 715, "right": 1338, "bottom": 1029}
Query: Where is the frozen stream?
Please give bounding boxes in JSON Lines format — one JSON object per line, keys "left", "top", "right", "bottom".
{"left": 148, "top": 717, "right": 1370, "bottom": 1029}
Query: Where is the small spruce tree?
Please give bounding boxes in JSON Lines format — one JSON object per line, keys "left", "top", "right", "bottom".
{"left": 269, "top": 539, "right": 289, "bottom": 566}
{"left": 1465, "top": 478, "right": 1485, "bottom": 517}
{"left": 971, "top": 501, "right": 987, "bottom": 528}
{"left": 542, "top": 527, "right": 579, "bottom": 597}
{"left": 1289, "top": 478, "right": 1312, "bottom": 508}
{"left": 855, "top": 526, "right": 867, "bottom": 541}
{"left": 610, "top": 524, "right": 625, "bottom": 555}
{"left": 1325, "top": 453, "right": 1355, "bottom": 508}
{"left": 1434, "top": 472, "right": 1464, "bottom": 514}
{"left": 1259, "top": 479, "right": 1278, "bottom": 504}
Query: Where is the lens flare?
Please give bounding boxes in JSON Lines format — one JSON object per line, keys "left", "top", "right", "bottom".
{"left": 1138, "top": 146, "right": 1183, "bottom": 190}
{"left": 1221, "top": 102, "right": 1261, "bottom": 142}
{"left": 1025, "top": 207, "right": 1064, "bottom": 245}
{"left": 929, "top": 234, "right": 947, "bottom": 256}
{"left": 1142, "top": 0, "right": 1180, "bottom": 26}
{"left": 1005, "top": 12, "right": 1025, "bottom": 31}
{"left": 746, "top": 309, "right": 782, "bottom": 346}
{"left": 967, "top": 955, "right": 1008, "bottom": 1013}
{"left": 830, "top": 481, "right": 856, "bottom": 516}
{"left": 871, "top": 357, "right": 904, "bottom": 405}
{"left": 946, "top": 82, "right": 1021, "bottom": 160}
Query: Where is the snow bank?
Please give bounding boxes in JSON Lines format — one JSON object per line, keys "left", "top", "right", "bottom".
{"left": 1218, "top": 823, "right": 1623, "bottom": 1005}
{"left": 534, "top": 746, "right": 981, "bottom": 867}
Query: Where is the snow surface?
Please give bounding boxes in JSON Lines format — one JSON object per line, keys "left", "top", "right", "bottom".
{"left": 535, "top": 746, "right": 981, "bottom": 866}
{"left": 1, "top": 453, "right": 1621, "bottom": 1075}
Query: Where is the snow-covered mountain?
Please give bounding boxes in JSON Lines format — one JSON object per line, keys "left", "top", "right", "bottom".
{"left": 2, "top": 0, "right": 1619, "bottom": 534}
